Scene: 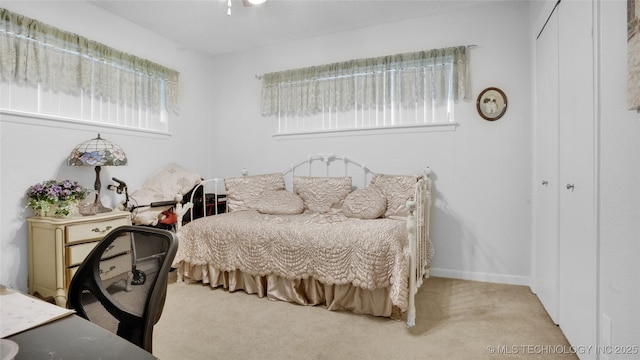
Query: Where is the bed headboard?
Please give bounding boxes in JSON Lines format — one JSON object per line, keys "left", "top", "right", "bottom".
{"left": 187, "top": 153, "right": 431, "bottom": 223}
{"left": 281, "top": 153, "right": 373, "bottom": 191}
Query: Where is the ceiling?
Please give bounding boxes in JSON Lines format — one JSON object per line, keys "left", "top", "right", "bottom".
{"left": 90, "top": 0, "right": 491, "bottom": 57}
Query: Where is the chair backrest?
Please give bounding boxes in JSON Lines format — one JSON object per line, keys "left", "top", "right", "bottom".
{"left": 67, "top": 225, "right": 178, "bottom": 354}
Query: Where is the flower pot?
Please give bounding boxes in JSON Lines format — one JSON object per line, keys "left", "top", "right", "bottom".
{"left": 50, "top": 201, "right": 78, "bottom": 217}
{"left": 26, "top": 179, "right": 87, "bottom": 218}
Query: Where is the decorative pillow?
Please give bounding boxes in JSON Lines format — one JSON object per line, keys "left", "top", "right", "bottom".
{"left": 370, "top": 174, "right": 421, "bottom": 217}
{"left": 225, "top": 173, "right": 285, "bottom": 212}
{"left": 342, "top": 187, "right": 386, "bottom": 219}
{"left": 293, "top": 176, "right": 352, "bottom": 213}
{"left": 256, "top": 190, "right": 304, "bottom": 215}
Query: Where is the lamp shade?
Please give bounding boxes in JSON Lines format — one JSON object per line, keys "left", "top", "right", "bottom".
{"left": 67, "top": 134, "right": 127, "bottom": 214}
{"left": 68, "top": 134, "right": 128, "bottom": 167}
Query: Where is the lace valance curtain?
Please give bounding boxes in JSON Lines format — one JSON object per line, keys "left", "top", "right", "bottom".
{"left": 261, "top": 46, "right": 468, "bottom": 117}
{"left": 0, "top": 8, "right": 179, "bottom": 114}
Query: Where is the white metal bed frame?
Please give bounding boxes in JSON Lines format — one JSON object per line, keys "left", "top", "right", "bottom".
{"left": 181, "top": 153, "right": 432, "bottom": 327}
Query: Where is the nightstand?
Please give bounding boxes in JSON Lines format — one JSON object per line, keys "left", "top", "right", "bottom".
{"left": 27, "top": 211, "right": 131, "bottom": 306}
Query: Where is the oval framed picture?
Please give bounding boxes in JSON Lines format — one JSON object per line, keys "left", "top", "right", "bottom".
{"left": 476, "top": 87, "right": 507, "bottom": 121}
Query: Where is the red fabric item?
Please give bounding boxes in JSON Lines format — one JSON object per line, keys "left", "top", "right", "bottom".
{"left": 158, "top": 210, "right": 177, "bottom": 225}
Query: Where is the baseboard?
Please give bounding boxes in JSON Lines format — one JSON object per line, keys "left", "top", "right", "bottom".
{"left": 430, "top": 267, "right": 530, "bottom": 286}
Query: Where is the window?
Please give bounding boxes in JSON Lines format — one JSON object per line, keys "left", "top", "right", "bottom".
{"left": 261, "top": 46, "right": 468, "bottom": 135}
{"left": 0, "top": 8, "right": 179, "bottom": 133}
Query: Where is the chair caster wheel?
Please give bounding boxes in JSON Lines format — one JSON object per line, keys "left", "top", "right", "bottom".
{"left": 131, "top": 269, "right": 146, "bottom": 285}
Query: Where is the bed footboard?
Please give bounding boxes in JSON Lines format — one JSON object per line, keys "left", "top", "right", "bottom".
{"left": 406, "top": 168, "right": 433, "bottom": 327}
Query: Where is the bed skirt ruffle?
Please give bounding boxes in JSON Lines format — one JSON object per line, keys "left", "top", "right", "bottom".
{"left": 175, "top": 262, "right": 402, "bottom": 319}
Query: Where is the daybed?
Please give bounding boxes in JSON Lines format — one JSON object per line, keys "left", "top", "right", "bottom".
{"left": 172, "top": 154, "right": 433, "bottom": 327}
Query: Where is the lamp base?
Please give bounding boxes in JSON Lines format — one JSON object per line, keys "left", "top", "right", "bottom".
{"left": 93, "top": 165, "right": 112, "bottom": 213}
{"left": 79, "top": 201, "right": 112, "bottom": 216}
{"left": 93, "top": 191, "right": 112, "bottom": 213}
{"left": 95, "top": 202, "right": 113, "bottom": 213}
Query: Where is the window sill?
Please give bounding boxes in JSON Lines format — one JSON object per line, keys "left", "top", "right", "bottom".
{"left": 0, "top": 109, "right": 172, "bottom": 139}
{"left": 273, "top": 122, "right": 458, "bottom": 140}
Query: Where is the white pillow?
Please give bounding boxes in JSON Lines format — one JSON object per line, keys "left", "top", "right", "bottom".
{"left": 369, "top": 174, "right": 421, "bottom": 217}
{"left": 342, "top": 187, "right": 386, "bottom": 219}
{"left": 293, "top": 176, "right": 352, "bottom": 213}
{"left": 256, "top": 190, "right": 304, "bottom": 215}
{"left": 225, "top": 173, "right": 286, "bottom": 212}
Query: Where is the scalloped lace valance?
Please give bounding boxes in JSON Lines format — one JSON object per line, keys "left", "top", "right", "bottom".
{"left": 261, "top": 46, "right": 468, "bottom": 118}
{"left": 0, "top": 8, "right": 179, "bottom": 115}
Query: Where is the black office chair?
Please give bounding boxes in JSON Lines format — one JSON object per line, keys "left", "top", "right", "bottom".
{"left": 67, "top": 225, "right": 178, "bottom": 354}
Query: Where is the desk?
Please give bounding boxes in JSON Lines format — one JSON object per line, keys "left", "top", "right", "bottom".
{"left": 7, "top": 315, "right": 157, "bottom": 360}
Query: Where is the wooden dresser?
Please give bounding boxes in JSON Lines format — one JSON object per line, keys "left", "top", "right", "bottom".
{"left": 27, "top": 211, "right": 131, "bottom": 306}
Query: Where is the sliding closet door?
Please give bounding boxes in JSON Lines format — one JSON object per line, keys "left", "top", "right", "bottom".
{"left": 557, "top": 1, "right": 597, "bottom": 356}
{"left": 533, "top": 7, "right": 560, "bottom": 324}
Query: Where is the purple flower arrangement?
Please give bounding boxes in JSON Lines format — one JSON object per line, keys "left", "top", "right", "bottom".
{"left": 26, "top": 180, "right": 88, "bottom": 216}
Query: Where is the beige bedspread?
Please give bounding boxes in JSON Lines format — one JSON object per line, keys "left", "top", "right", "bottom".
{"left": 173, "top": 210, "right": 411, "bottom": 311}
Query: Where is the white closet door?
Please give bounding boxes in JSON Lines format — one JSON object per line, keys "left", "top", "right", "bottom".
{"left": 558, "top": 1, "right": 597, "bottom": 356}
{"left": 534, "top": 7, "right": 560, "bottom": 324}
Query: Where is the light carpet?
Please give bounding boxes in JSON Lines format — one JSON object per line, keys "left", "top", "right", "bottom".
{"left": 153, "top": 275, "right": 577, "bottom": 360}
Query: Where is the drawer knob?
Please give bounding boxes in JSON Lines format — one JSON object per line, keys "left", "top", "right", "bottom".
{"left": 92, "top": 225, "right": 113, "bottom": 233}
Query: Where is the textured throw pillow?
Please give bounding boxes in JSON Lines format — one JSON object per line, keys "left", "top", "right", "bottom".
{"left": 370, "top": 174, "right": 421, "bottom": 217}
{"left": 256, "top": 190, "right": 304, "bottom": 215}
{"left": 293, "top": 176, "right": 352, "bottom": 213}
{"left": 225, "top": 173, "right": 285, "bottom": 212}
{"left": 342, "top": 187, "right": 387, "bottom": 219}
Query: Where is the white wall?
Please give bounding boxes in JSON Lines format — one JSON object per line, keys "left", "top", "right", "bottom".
{"left": 207, "top": 1, "right": 533, "bottom": 284}
{"left": 598, "top": 0, "right": 640, "bottom": 352}
{"left": 0, "top": 1, "right": 212, "bottom": 291}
